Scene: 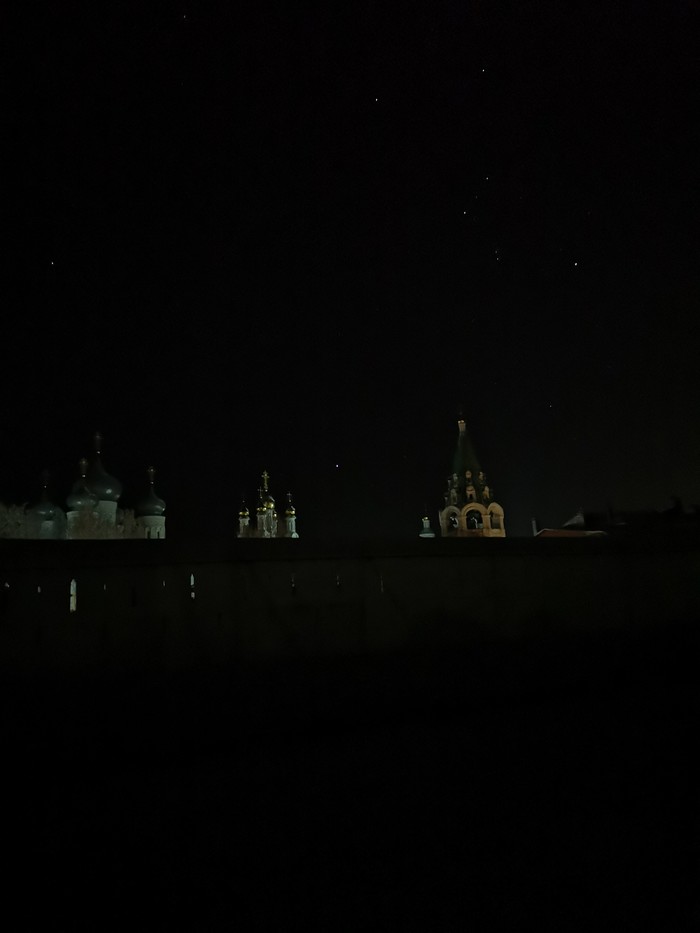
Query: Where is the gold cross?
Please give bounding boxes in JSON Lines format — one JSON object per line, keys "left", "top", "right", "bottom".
{"left": 262, "top": 470, "right": 270, "bottom": 491}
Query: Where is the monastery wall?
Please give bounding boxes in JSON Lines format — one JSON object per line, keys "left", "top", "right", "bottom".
{"left": 1, "top": 537, "right": 697, "bottom": 681}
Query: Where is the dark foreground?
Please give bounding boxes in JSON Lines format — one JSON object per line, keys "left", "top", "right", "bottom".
{"left": 3, "top": 617, "right": 697, "bottom": 931}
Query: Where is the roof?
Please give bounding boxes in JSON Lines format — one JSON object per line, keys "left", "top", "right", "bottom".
{"left": 451, "top": 419, "right": 482, "bottom": 478}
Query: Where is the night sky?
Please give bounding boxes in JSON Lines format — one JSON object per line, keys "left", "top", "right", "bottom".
{"left": 4, "top": 3, "right": 699, "bottom": 539}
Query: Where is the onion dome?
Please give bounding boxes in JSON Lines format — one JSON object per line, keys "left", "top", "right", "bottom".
{"left": 28, "top": 471, "right": 57, "bottom": 520}
{"left": 285, "top": 492, "right": 296, "bottom": 516}
{"left": 86, "top": 432, "right": 122, "bottom": 502}
{"left": 239, "top": 500, "right": 250, "bottom": 519}
{"left": 67, "top": 459, "right": 99, "bottom": 511}
{"left": 260, "top": 469, "right": 275, "bottom": 509}
{"left": 256, "top": 488, "right": 266, "bottom": 514}
{"left": 136, "top": 466, "right": 166, "bottom": 517}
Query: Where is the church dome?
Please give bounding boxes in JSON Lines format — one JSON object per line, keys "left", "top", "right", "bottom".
{"left": 28, "top": 472, "right": 58, "bottom": 520}
{"left": 259, "top": 471, "right": 275, "bottom": 510}
{"left": 29, "top": 489, "right": 56, "bottom": 520}
{"left": 86, "top": 433, "right": 122, "bottom": 502}
{"left": 67, "top": 459, "right": 99, "bottom": 511}
{"left": 136, "top": 467, "right": 166, "bottom": 517}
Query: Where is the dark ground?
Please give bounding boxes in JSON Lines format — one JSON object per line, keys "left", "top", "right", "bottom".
{"left": 3, "top": 617, "right": 697, "bottom": 930}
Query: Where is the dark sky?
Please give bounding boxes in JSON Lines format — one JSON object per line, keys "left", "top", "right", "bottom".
{"left": 4, "top": 2, "right": 699, "bottom": 538}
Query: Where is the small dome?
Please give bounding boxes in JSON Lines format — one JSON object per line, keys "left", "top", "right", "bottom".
{"left": 67, "top": 459, "right": 99, "bottom": 511}
{"left": 239, "top": 501, "right": 250, "bottom": 518}
{"left": 136, "top": 467, "right": 166, "bottom": 517}
{"left": 28, "top": 473, "right": 58, "bottom": 520}
{"left": 86, "top": 433, "right": 122, "bottom": 502}
{"left": 285, "top": 492, "right": 296, "bottom": 516}
{"left": 29, "top": 490, "right": 56, "bottom": 520}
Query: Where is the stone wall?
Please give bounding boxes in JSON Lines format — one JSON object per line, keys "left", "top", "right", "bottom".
{"left": 1, "top": 537, "right": 698, "bottom": 681}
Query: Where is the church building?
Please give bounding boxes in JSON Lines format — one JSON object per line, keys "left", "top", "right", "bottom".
{"left": 437, "top": 417, "right": 506, "bottom": 537}
{"left": 238, "top": 471, "right": 299, "bottom": 538}
{"left": 0, "top": 433, "right": 166, "bottom": 540}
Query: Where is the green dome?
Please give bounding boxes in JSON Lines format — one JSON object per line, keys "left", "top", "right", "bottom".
{"left": 136, "top": 468, "right": 166, "bottom": 517}
{"left": 67, "top": 460, "right": 99, "bottom": 511}
{"left": 86, "top": 456, "right": 122, "bottom": 502}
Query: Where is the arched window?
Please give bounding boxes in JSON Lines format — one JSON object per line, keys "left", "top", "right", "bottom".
{"left": 466, "top": 510, "right": 483, "bottom": 530}
{"left": 70, "top": 578, "right": 77, "bottom": 613}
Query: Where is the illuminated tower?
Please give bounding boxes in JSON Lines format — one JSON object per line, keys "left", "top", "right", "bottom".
{"left": 238, "top": 500, "right": 250, "bottom": 537}
{"left": 257, "top": 470, "right": 278, "bottom": 537}
{"left": 438, "top": 417, "right": 506, "bottom": 537}
{"left": 285, "top": 492, "right": 298, "bottom": 538}
{"left": 135, "top": 467, "right": 166, "bottom": 539}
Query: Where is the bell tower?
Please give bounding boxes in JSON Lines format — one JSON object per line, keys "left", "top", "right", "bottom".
{"left": 438, "top": 417, "right": 506, "bottom": 537}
